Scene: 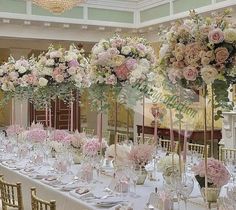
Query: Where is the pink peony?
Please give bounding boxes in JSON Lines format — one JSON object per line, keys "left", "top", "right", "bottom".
{"left": 50, "top": 130, "right": 69, "bottom": 143}
{"left": 27, "top": 129, "right": 47, "bottom": 143}
{"left": 183, "top": 66, "right": 198, "bottom": 81}
{"left": 192, "top": 158, "right": 230, "bottom": 187}
{"left": 208, "top": 28, "right": 224, "bottom": 44}
{"left": 6, "top": 125, "right": 24, "bottom": 137}
{"left": 115, "top": 64, "right": 130, "bottom": 80}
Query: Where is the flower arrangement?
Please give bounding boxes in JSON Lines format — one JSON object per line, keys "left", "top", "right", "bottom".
{"left": 82, "top": 138, "right": 101, "bottom": 157}
{"left": 128, "top": 144, "right": 154, "bottom": 167}
{"left": 89, "top": 34, "right": 156, "bottom": 110}
{"left": 31, "top": 44, "right": 90, "bottom": 108}
{"left": 0, "top": 56, "right": 36, "bottom": 105}
{"left": 158, "top": 9, "right": 236, "bottom": 118}
{"left": 105, "top": 144, "right": 131, "bottom": 167}
{"left": 67, "top": 130, "right": 87, "bottom": 148}
{"left": 158, "top": 154, "right": 183, "bottom": 177}
{"left": 26, "top": 128, "right": 47, "bottom": 143}
{"left": 50, "top": 129, "right": 69, "bottom": 143}
{"left": 29, "top": 121, "right": 44, "bottom": 130}
{"left": 90, "top": 35, "right": 156, "bottom": 87}
{"left": 6, "top": 124, "right": 24, "bottom": 137}
{"left": 192, "top": 158, "right": 230, "bottom": 188}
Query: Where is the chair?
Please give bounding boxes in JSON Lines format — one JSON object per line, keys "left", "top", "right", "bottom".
{"left": 188, "top": 143, "right": 209, "bottom": 157}
{"left": 82, "top": 128, "right": 94, "bottom": 136}
{"left": 103, "top": 130, "right": 111, "bottom": 144}
{"left": 136, "top": 136, "right": 154, "bottom": 144}
{"left": 0, "top": 175, "right": 24, "bottom": 210}
{"left": 159, "top": 139, "right": 179, "bottom": 153}
{"left": 116, "top": 132, "right": 128, "bottom": 144}
{"left": 31, "top": 188, "right": 56, "bottom": 210}
{"left": 219, "top": 146, "right": 236, "bottom": 162}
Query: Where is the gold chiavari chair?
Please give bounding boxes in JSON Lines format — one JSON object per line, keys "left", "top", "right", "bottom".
{"left": 116, "top": 132, "right": 128, "bottom": 144}
{"left": 136, "top": 136, "right": 154, "bottom": 145}
{"left": 82, "top": 128, "right": 95, "bottom": 137}
{"left": 31, "top": 188, "right": 56, "bottom": 210}
{"left": 219, "top": 146, "right": 236, "bottom": 162}
{"left": 159, "top": 139, "right": 179, "bottom": 153}
{"left": 188, "top": 143, "right": 209, "bottom": 157}
{"left": 0, "top": 175, "right": 24, "bottom": 210}
{"left": 103, "top": 130, "right": 111, "bottom": 144}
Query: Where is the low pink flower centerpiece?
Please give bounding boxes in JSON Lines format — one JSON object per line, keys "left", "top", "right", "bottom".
{"left": 27, "top": 128, "right": 47, "bottom": 143}
{"left": 82, "top": 138, "right": 101, "bottom": 157}
{"left": 128, "top": 144, "right": 154, "bottom": 168}
{"left": 50, "top": 130, "right": 70, "bottom": 144}
{"left": 193, "top": 158, "right": 230, "bottom": 203}
{"left": 6, "top": 125, "right": 24, "bottom": 137}
{"left": 192, "top": 158, "right": 230, "bottom": 188}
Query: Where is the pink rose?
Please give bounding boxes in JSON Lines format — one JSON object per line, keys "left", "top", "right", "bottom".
{"left": 215, "top": 47, "right": 229, "bottom": 64}
{"left": 52, "top": 68, "right": 61, "bottom": 77}
{"left": 115, "top": 64, "right": 130, "bottom": 81}
{"left": 208, "top": 28, "right": 224, "bottom": 44}
{"left": 55, "top": 74, "right": 64, "bottom": 83}
{"left": 105, "top": 74, "right": 117, "bottom": 85}
{"left": 184, "top": 42, "right": 203, "bottom": 65}
{"left": 183, "top": 66, "right": 198, "bottom": 81}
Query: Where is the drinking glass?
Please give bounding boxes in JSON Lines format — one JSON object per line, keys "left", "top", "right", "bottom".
{"left": 179, "top": 174, "right": 194, "bottom": 210}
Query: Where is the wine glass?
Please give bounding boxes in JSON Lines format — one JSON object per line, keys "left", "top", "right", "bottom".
{"left": 179, "top": 174, "right": 194, "bottom": 210}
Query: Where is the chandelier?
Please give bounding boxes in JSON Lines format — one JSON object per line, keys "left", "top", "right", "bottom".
{"left": 32, "top": 0, "right": 86, "bottom": 14}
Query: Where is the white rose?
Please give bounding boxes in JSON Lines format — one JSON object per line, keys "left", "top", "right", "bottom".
{"left": 0, "top": 69, "right": 4, "bottom": 76}
{"left": 201, "top": 66, "right": 219, "bottom": 84}
{"left": 38, "top": 77, "right": 48, "bottom": 87}
{"left": 92, "top": 45, "right": 104, "bottom": 55}
{"left": 224, "top": 28, "right": 236, "bottom": 43}
{"left": 49, "top": 51, "right": 63, "bottom": 59}
{"left": 65, "top": 52, "right": 77, "bottom": 62}
{"left": 74, "top": 74, "right": 82, "bottom": 83}
{"left": 129, "top": 77, "right": 136, "bottom": 84}
{"left": 121, "top": 46, "right": 131, "bottom": 55}
{"left": 9, "top": 72, "right": 19, "bottom": 80}
{"left": 67, "top": 67, "right": 77, "bottom": 75}
{"left": 139, "top": 59, "right": 150, "bottom": 69}
{"left": 131, "top": 69, "right": 142, "bottom": 79}
{"left": 1, "top": 83, "right": 8, "bottom": 91}
{"left": 18, "top": 66, "right": 27, "bottom": 74}
{"left": 159, "top": 44, "right": 169, "bottom": 59}
{"left": 45, "top": 59, "right": 55, "bottom": 66}
{"left": 42, "top": 67, "right": 53, "bottom": 76}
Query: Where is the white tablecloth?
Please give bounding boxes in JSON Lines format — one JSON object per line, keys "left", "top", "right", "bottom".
{"left": 0, "top": 161, "right": 218, "bottom": 210}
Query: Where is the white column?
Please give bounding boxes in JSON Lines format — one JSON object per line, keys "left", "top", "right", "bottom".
{"left": 133, "top": 101, "right": 143, "bottom": 140}
{"left": 10, "top": 48, "right": 31, "bottom": 128}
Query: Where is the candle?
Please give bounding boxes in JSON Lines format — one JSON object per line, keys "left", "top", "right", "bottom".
{"left": 183, "top": 123, "right": 188, "bottom": 163}
{"left": 70, "top": 101, "right": 74, "bottom": 132}
{"left": 169, "top": 109, "right": 174, "bottom": 152}
{"left": 154, "top": 110, "right": 158, "bottom": 144}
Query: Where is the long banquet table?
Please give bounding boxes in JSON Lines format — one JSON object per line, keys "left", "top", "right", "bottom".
{"left": 0, "top": 158, "right": 221, "bottom": 210}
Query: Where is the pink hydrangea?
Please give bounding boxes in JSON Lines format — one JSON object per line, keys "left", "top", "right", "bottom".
{"left": 6, "top": 125, "right": 24, "bottom": 137}
{"left": 50, "top": 130, "right": 69, "bottom": 143}
{"left": 192, "top": 158, "right": 230, "bottom": 187}
{"left": 125, "top": 58, "right": 137, "bottom": 70}
{"left": 27, "top": 129, "right": 47, "bottom": 143}
{"left": 83, "top": 139, "right": 101, "bottom": 156}
{"left": 128, "top": 144, "right": 154, "bottom": 166}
